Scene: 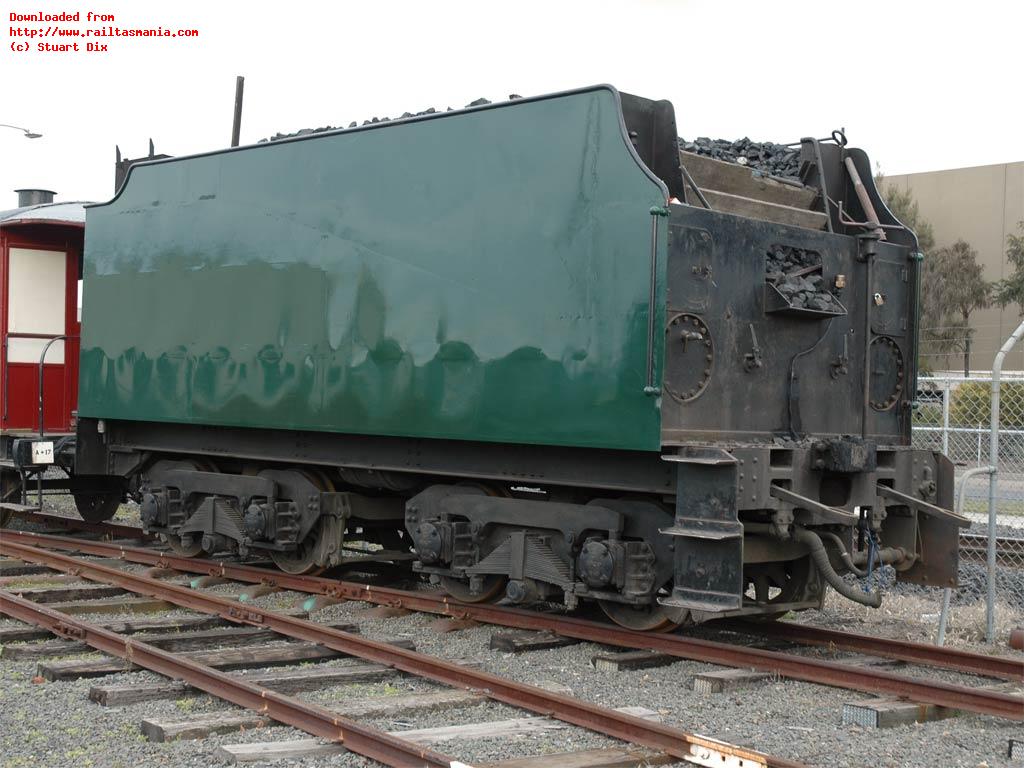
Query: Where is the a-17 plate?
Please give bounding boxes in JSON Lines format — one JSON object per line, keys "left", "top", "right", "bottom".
{"left": 30, "top": 441, "right": 54, "bottom": 465}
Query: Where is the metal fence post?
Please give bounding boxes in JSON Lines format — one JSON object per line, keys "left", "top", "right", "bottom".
{"left": 937, "top": 464, "right": 995, "bottom": 646}
{"left": 915, "top": 372, "right": 1024, "bottom": 643}
{"left": 987, "top": 320, "right": 1024, "bottom": 642}
{"left": 941, "top": 380, "right": 950, "bottom": 456}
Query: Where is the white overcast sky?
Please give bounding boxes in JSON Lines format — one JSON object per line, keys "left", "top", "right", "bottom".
{"left": 2, "top": 0, "right": 1022, "bottom": 204}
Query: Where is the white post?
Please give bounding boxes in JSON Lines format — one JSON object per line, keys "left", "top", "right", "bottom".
{"left": 987, "top": 320, "right": 1024, "bottom": 642}
{"left": 941, "top": 380, "right": 950, "bottom": 456}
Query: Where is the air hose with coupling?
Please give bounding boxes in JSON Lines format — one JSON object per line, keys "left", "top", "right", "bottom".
{"left": 819, "top": 530, "right": 869, "bottom": 577}
{"left": 791, "top": 526, "right": 882, "bottom": 608}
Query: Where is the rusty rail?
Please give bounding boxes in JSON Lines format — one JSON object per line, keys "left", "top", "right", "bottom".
{"left": 721, "top": 619, "right": 1024, "bottom": 683}
{"left": 0, "top": 589, "right": 460, "bottom": 767}
{"left": 0, "top": 537, "right": 801, "bottom": 768}
{"left": 4, "top": 529, "right": 1020, "bottom": 688}
{"left": 3, "top": 509, "right": 153, "bottom": 540}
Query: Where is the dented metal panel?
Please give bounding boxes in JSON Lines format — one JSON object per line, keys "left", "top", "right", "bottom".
{"left": 78, "top": 86, "right": 668, "bottom": 451}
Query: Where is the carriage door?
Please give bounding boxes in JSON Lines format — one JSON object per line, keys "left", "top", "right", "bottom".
{"left": 1, "top": 246, "right": 72, "bottom": 432}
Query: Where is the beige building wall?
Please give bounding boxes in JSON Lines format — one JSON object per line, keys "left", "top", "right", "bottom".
{"left": 885, "top": 162, "right": 1024, "bottom": 372}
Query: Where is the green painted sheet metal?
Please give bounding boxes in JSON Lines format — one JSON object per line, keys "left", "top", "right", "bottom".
{"left": 79, "top": 86, "right": 669, "bottom": 451}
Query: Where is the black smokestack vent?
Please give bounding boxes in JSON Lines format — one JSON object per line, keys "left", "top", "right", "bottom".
{"left": 15, "top": 189, "right": 56, "bottom": 206}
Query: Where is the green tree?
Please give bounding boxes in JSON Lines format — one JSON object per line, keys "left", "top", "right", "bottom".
{"left": 875, "top": 173, "right": 935, "bottom": 252}
{"left": 928, "top": 240, "right": 991, "bottom": 376}
{"left": 950, "top": 380, "right": 1024, "bottom": 429}
{"left": 876, "top": 174, "right": 944, "bottom": 371}
{"left": 994, "top": 221, "right": 1024, "bottom": 312}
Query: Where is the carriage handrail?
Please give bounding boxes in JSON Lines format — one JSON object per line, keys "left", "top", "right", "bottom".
{"left": 37, "top": 335, "right": 67, "bottom": 437}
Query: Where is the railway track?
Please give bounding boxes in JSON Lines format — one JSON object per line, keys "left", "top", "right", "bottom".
{"left": 0, "top": 508, "right": 154, "bottom": 540}
{"left": 1, "top": 590, "right": 468, "bottom": 768}
{"left": 1, "top": 535, "right": 803, "bottom": 768}
{"left": 14, "top": 509, "right": 1024, "bottom": 572}
{"left": 17, "top": 509, "right": 1024, "bottom": 571}
{"left": 1, "top": 529, "right": 1021, "bottom": 722}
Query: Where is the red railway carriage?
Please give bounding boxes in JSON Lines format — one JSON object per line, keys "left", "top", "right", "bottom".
{"left": 0, "top": 191, "right": 89, "bottom": 513}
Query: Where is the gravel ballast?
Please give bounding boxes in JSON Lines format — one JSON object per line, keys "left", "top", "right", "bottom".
{"left": 2, "top": 509, "right": 1022, "bottom": 768}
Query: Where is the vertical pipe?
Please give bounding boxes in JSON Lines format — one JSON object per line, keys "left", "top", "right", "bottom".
{"left": 938, "top": 464, "right": 994, "bottom": 645}
{"left": 936, "top": 588, "right": 951, "bottom": 646}
{"left": 861, "top": 254, "right": 874, "bottom": 438}
{"left": 38, "top": 336, "right": 67, "bottom": 437}
{"left": 231, "top": 76, "right": 245, "bottom": 148}
{"left": 941, "top": 380, "right": 950, "bottom": 456}
{"left": 2, "top": 336, "right": 8, "bottom": 422}
{"left": 910, "top": 251, "right": 923, "bottom": 401}
{"left": 37, "top": 335, "right": 66, "bottom": 509}
{"left": 644, "top": 207, "right": 666, "bottom": 395}
{"left": 987, "top": 320, "right": 1024, "bottom": 642}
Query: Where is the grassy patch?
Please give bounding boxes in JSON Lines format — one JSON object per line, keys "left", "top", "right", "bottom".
{"left": 962, "top": 498, "right": 1024, "bottom": 516}
{"left": 174, "top": 697, "right": 197, "bottom": 713}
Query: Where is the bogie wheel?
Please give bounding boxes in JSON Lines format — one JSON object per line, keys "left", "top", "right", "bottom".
{"left": 439, "top": 574, "right": 507, "bottom": 604}
{"left": 74, "top": 491, "right": 121, "bottom": 523}
{"left": 270, "top": 518, "right": 328, "bottom": 575}
{"left": 598, "top": 579, "right": 689, "bottom": 632}
{"left": 163, "top": 533, "right": 207, "bottom": 557}
{"left": 152, "top": 458, "right": 219, "bottom": 558}
{"left": 436, "top": 482, "right": 509, "bottom": 604}
{"left": 598, "top": 598, "right": 688, "bottom": 632}
{"left": 269, "top": 469, "right": 334, "bottom": 575}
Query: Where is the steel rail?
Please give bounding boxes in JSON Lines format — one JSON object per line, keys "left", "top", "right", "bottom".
{"left": 4, "top": 509, "right": 153, "bottom": 540}
{"left": 721, "top": 620, "right": 1024, "bottom": 682}
{"left": 0, "top": 538, "right": 799, "bottom": 768}
{"left": 0, "top": 590, "right": 462, "bottom": 768}
{"left": 4, "top": 529, "right": 1021, "bottom": 687}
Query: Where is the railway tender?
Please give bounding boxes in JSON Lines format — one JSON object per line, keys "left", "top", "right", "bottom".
{"left": 2, "top": 85, "right": 968, "bottom": 629}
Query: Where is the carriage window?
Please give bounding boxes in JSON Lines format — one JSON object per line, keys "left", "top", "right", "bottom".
{"left": 7, "top": 247, "right": 66, "bottom": 364}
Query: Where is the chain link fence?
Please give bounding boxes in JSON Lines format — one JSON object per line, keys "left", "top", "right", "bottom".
{"left": 912, "top": 375, "right": 1024, "bottom": 637}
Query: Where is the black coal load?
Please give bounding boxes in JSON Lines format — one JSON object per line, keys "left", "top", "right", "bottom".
{"left": 765, "top": 244, "right": 843, "bottom": 313}
{"left": 261, "top": 96, "right": 518, "bottom": 143}
{"left": 679, "top": 136, "right": 802, "bottom": 181}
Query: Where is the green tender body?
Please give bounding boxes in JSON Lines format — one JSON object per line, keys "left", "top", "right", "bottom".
{"left": 79, "top": 86, "right": 669, "bottom": 451}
